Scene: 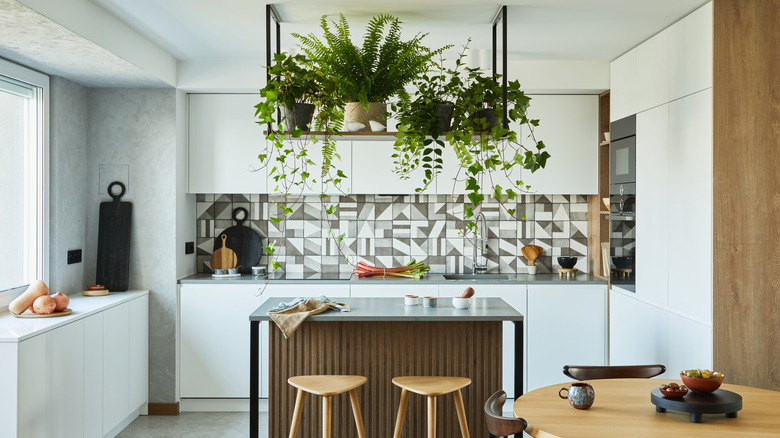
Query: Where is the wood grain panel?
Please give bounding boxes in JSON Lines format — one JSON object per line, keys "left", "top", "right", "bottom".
{"left": 269, "top": 321, "right": 502, "bottom": 437}
{"left": 587, "top": 91, "right": 611, "bottom": 278}
{"left": 714, "top": 0, "right": 780, "bottom": 392}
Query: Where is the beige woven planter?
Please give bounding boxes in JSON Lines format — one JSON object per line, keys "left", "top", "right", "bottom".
{"left": 344, "top": 102, "right": 387, "bottom": 132}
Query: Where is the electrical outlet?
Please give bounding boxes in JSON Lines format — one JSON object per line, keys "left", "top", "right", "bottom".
{"left": 185, "top": 241, "right": 195, "bottom": 255}
{"left": 67, "top": 249, "right": 82, "bottom": 264}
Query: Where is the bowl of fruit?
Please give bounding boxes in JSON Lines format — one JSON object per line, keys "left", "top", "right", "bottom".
{"left": 659, "top": 382, "right": 688, "bottom": 398}
{"left": 680, "top": 369, "right": 724, "bottom": 393}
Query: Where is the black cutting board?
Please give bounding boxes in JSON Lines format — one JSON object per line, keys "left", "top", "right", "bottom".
{"left": 96, "top": 182, "right": 132, "bottom": 291}
{"left": 213, "top": 207, "right": 262, "bottom": 274}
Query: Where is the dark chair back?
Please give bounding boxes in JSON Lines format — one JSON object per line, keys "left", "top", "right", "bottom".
{"left": 562, "top": 364, "right": 667, "bottom": 381}
{"left": 484, "top": 390, "right": 527, "bottom": 438}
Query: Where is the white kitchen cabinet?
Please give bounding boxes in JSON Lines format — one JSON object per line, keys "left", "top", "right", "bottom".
{"left": 526, "top": 285, "right": 607, "bottom": 391}
{"left": 47, "top": 319, "right": 86, "bottom": 438}
{"left": 350, "top": 283, "right": 438, "bottom": 298}
{"left": 438, "top": 284, "right": 527, "bottom": 396}
{"left": 103, "top": 302, "right": 130, "bottom": 436}
{"left": 521, "top": 95, "right": 599, "bottom": 195}
{"left": 188, "top": 94, "right": 267, "bottom": 193}
{"left": 635, "top": 29, "right": 670, "bottom": 113}
{"left": 266, "top": 139, "right": 352, "bottom": 195}
{"left": 667, "top": 312, "right": 713, "bottom": 373}
{"left": 668, "top": 2, "right": 713, "bottom": 101}
{"left": 667, "top": 89, "right": 712, "bottom": 322}
{"left": 129, "top": 295, "right": 149, "bottom": 410}
{"left": 351, "top": 140, "right": 435, "bottom": 194}
{"left": 609, "top": 290, "right": 669, "bottom": 376}
{"left": 610, "top": 49, "right": 637, "bottom": 122}
{"left": 0, "top": 292, "right": 148, "bottom": 438}
{"left": 636, "top": 104, "right": 669, "bottom": 308}
{"left": 83, "top": 313, "right": 104, "bottom": 438}
{"left": 179, "top": 283, "right": 349, "bottom": 405}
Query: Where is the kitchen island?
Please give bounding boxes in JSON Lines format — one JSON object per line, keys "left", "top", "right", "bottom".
{"left": 248, "top": 296, "right": 523, "bottom": 437}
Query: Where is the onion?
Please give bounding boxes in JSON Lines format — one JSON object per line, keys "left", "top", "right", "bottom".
{"left": 51, "top": 292, "right": 69, "bottom": 312}
{"left": 33, "top": 295, "right": 56, "bottom": 314}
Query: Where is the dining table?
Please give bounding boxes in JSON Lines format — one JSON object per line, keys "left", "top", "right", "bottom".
{"left": 513, "top": 378, "right": 780, "bottom": 437}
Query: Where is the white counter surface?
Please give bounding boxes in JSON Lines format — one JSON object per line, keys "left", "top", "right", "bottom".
{"left": 0, "top": 290, "right": 148, "bottom": 343}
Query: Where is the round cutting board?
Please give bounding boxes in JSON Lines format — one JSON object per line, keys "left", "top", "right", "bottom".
{"left": 13, "top": 309, "right": 73, "bottom": 318}
{"left": 213, "top": 207, "right": 262, "bottom": 274}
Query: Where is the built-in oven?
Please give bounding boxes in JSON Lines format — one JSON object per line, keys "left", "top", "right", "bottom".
{"left": 608, "top": 115, "right": 636, "bottom": 291}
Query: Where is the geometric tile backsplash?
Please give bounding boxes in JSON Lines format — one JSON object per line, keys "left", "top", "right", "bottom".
{"left": 196, "top": 193, "right": 589, "bottom": 277}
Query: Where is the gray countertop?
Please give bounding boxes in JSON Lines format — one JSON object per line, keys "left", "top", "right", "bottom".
{"left": 249, "top": 297, "right": 523, "bottom": 322}
{"left": 180, "top": 272, "right": 607, "bottom": 285}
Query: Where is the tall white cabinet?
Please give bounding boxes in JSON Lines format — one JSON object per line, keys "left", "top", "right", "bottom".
{"left": 609, "top": 2, "right": 713, "bottom": 373}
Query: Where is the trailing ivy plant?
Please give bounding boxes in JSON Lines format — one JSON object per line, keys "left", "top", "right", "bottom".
{"left": 292, "top": 13, "right": 451, "bottom": 107}
{"left": 254, "top": 53, "right": 349, "bottom": 270}
{"left": 447, "top": 68, "right": 551, "bottom": 234}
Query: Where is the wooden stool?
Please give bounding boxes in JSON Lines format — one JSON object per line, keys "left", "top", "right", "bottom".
{"left": 287, "top": 375, "right": 367, "bottom": 438}
{"left": 392, "top": 376, "right": 472, "bottom": 438}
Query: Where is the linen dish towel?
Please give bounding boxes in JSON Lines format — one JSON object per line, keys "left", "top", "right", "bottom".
{"left": 267, "top": 295, "right": 350, "bottom": 338}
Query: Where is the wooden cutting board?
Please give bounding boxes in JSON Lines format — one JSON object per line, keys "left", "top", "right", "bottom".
{"left": 212, "top": 207, "right": 263, "bottom": 274}
{"left": 13, "top": 309, "right": 73, "bottom": 318}
{"left": 210, "top": 233, "right": 237, "bottom": 270}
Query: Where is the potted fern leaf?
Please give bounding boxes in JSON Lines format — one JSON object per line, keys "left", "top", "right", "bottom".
{"left": 294, "top": 13, "right": 450, "bottom": 132}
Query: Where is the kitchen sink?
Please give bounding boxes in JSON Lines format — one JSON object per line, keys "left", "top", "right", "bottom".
{"left": 442, "top": 274, "right": 514, "bottom": 281}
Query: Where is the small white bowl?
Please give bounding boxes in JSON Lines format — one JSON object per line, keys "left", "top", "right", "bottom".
{"left": 452, "top": 297, "right": 472, "bottom": 309}
{"left": 404, "top": 295, "right": 421, "bottom": 306}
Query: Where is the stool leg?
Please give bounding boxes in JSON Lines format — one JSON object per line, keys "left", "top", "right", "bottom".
{"left": 392, "top": 389, "right": 410, "bottom": 438}
{"left": 288, "top": 389, "right": 306, "bottom": 438}
{"left": 322, "top": 395, "right": 333, "bottom": 438}
{"left": 349, "top": 388, "right": 367, "bottom": 438}
{"left": 427, "top": 396, "right": 437, "bottom": 438}
{"left": 452, "top": 389, "right": 470, "bottom": 438}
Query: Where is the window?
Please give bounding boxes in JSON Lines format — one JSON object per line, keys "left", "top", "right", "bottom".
{"left": 0, "top": 58, "right": 49, "bottom": 308}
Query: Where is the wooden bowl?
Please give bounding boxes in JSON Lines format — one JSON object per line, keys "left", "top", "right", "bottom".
{"left": 680, "top": 372, "right": 724, "bottom": 393}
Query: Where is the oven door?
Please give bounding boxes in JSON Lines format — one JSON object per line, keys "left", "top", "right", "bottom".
{"left": 610, "top": 136, "right": 636, "bottom": 184}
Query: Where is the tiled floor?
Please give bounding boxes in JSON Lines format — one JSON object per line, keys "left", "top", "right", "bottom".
{"left": 117, "top": 412, "right": 269, "bottom": 438}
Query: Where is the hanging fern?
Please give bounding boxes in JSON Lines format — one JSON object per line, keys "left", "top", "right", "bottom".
{"left": 293, "top": 13, "right": 451, "bottom": 104}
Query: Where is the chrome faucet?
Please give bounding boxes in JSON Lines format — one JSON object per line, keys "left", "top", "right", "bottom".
{"left": 473, "top": 212, "right": 488, "bottom": 274}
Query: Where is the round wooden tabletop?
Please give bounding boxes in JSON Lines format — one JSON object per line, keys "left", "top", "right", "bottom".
{"left": 513, "top": 378, "right": 780, "bottom": 437}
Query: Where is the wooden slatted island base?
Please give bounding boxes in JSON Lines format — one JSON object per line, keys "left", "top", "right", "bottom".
{"left": 248, "top": 297, "right": 524, "bottom": 437}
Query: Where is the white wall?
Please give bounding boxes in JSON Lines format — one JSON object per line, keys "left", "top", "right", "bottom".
{"left": 85, "top": 88, "right": 178, "bottom": 403}
{"left": 48, "top": 76, "right": 89, "bottom": 294}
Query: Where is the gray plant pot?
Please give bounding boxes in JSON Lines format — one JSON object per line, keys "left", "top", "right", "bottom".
{"left": 472, "top": 107, "right": 498, "bottom": 130}
{"left": 434, "top": 103, "right": 455, "bottom": 133}
{"left": 282, "top": 103, "right": 315, "bottom": 131}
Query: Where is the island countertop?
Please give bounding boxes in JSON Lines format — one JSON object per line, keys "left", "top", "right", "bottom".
{"left": 250, "top": 296, "right": 523, "bottom": 322}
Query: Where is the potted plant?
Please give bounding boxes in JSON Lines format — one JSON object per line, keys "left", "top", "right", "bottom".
{"left": 392, "top": 40, "right": 471, "bottom": 191}
{"left": 254, "top": 53, "right": 348, "bottom": 270}
{"left": 293, "top": 13, "right": 450, "bottom": 132}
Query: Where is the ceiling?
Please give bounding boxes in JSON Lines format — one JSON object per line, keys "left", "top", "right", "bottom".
{"left": 92, "top": 0, "right": 710, "bottom": 62}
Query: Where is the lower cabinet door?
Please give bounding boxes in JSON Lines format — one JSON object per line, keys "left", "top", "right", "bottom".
{"left": 526, "top": 285, "right": 607, "bottom": 392}
{"left": 103, "top": 303, "right": 131, "bottom": 436}
{"left": 47, "top": 319, "right": 86, "bottom": 438}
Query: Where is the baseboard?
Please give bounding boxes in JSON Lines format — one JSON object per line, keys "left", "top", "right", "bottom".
{"left": 180, "top": 398, "right": 269, "bottom": 412}
{"left": 147, "top": 402, "right": 180, "bottom": 416}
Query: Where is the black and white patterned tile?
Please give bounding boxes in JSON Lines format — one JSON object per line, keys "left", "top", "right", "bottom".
{"left": 195, "top": 193, "right": 593, "bottom": 275}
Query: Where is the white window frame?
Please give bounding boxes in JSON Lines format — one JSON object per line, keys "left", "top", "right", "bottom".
{"left": 0, "top": 57, "right": 49, "bottom": 309}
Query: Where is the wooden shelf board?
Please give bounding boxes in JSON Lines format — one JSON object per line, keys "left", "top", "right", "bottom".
{"left": 600, "top": 141, "right": 610, "bottom": 147}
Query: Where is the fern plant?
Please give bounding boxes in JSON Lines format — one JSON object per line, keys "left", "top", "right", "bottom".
{"left": 293, "top": 14, "right": 451, "bottom": 106}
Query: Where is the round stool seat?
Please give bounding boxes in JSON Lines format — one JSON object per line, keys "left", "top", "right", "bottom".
{"left": 288, "top": 375, "right": 367, "bottom": 396}
{"left": 392, "top": 376, "right": 471, "bottom": 397}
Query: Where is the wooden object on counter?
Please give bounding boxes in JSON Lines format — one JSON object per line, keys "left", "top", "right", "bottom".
{"left": 391, "top": 376, "right": 471, "bottom": 438}
{"left": 557, "top": 268, "right": 578, "bottom": 279}
{"left": 287, "top": 375, "right": 368, "bottom": 438}
{"left": 12, "top": 309, "right": 72, "bottom": 318}
{"left": 83, "top": 288, "right": 109, "bottom": 296}
{"left": 96, "top": 181, "right": 132, "bottom": 291}
{"left": 514, "top": 378, "right": 780, "bottom": 437}
{"left": 521, "top": 245, "right": 544, "bottom": 266}
{"left": 210, "top": 233, "right": 237, "bottom": 270}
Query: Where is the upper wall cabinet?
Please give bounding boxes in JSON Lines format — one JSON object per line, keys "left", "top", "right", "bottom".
{"left": 351, "top": 140, "right": 435, "bottom": 194}
{"left": 267, "top": 140, "right": 352, "bottom": 196}
{"left": 610, "top": 2, "right": 713, "bottom": 121}
{"left": 521, "top": 95, "right": 599, "bottom": 195}
{"left": 188, "top": 94, "right": 267, "bottom": 194}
